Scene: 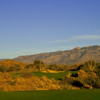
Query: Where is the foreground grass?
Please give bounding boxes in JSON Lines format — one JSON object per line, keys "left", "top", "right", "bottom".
{"left": 0, "top": 89, "right": 100, "bottom": 100}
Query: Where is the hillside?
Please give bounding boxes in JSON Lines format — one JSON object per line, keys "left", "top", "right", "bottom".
{"left": 11, "top": 45, "right": 100, "bottom": 65}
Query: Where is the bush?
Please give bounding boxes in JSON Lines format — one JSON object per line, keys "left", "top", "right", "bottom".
{"left": 21, "top": 72, "right": 33, "bottom": 78}
{"left": 81, "top": 60, "right": 96, "bottom": 72}
{"left": 85, "top": 72, "right": 99, "bottom": 86}
{"left": 61, "top": 73, "right": 74, "bottom": 85}
{"left": 96, "top": 62, "right": 100, "bottom": 77}
{"left": 49, "top": 64, "right": 58, "bottom": 70}
{"left": 79, "top": 71, "right": 100, "bottom": 87}
{"left": 7, "top": 64, "right": 21, "bottom": 72}
{"left": 25, "top": 64, "right": 35, "bottom": 69}
{"left": 0, "top": 65, "right": 8, "bottom": 72}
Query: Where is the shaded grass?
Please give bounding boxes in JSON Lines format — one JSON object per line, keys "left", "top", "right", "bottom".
{"left": 0, "top": 89, "right": 100, "bottom": 100}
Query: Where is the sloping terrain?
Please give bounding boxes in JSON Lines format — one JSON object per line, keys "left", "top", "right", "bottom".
{"left": 12, "top": 45, "right": 100, "bottom": 65}
{"left": 1, "top": 45, "right": 100, "bottom": 65}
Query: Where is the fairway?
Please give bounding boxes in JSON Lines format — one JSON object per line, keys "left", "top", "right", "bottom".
{"left": 31, "top": 71, "right": 69, "bottom": 80}
{"left": 11, "top": 71, "right": 77, "bottom": 80}
{"left": 0, "top": 89, "right": 100, "bottom": 100}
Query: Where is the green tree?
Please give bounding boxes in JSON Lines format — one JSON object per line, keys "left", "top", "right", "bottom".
{"left": 33, "top": 60, "right": 45, "bottom": 71}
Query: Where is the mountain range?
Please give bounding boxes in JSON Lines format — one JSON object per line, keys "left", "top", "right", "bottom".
{"left": 8, "top": 45, "right": 100, "bottom": 65}
{"left": 0, "top": 45, "right": 100, "bottom": 65}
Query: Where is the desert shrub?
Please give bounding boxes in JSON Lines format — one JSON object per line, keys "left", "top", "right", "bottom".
{"left": 21, "top": 72, "right": 33, "bottom": 78}
{"left": 0, "top": 72, "right": 11, "bottom": 79}
{"left": 7, "top": 64, "right": 21, "bottom": 72}
{"left": 61, "top": 84, "right": 73, "bottom": 90}
{"left": 51, "top": 78, "right": 57, "bottom": 84}
{"left": 96, "top": 62, "right": 100, "bottom": 77}
{"left": 96, "top": 62, "right": 100, "bottom": 68}
{"left": 25, "top": 64, "right": 35, "bottom": 69}
{"left": 81, "top": 60, "right": 96, "bottom": 72}
{"left": 49, "top": 64, "right": 62, "bottom": 71}
{"left": 59, "top": 73, "right": 74, "bottom": 90}
{"left": 63, "top": 65, "right": 72, "bottom": 71}
{"left": 40, "top": 76, "right": 48, "bottom": 82}
{"left": 61, "top": 72, "right": 74, "bottom": 85}
{"left": 0, "top": 65, "right": 8, "bottom": 72}
{"left": 49, "top": 64, "right": 72, "bottom": 71}
{"left": 9, "top": 80, "right": 16, "bottom": 86}
{"left": 60, "top": 72, "right": 83, "bottom": 89}
{"left": 49, "top": 64, "right": 58, "bottom": 71}
{"left": 85, "top": 72, "right": 100, "bottom": 86}
{"left": 79, "top": 71, "right": 100, "bottom": 87}
{"left": 62, "top": 77, "right": 74, "bottom": 85}
{"left": 78, "top": 60, "right": 100, "bottom": 87}
{"left": 58, "top": 65, "right": 71, "bottom": 71}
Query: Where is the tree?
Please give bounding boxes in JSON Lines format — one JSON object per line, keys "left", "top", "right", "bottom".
{"left": 33, "top": 60, "right": 45, "bottom": 71}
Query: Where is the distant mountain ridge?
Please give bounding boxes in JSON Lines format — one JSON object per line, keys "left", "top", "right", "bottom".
{"left": 0, "top": 45, "right": 100, "bottom": 65}
{"left": 10, "top": 45, "right": 100, "bottom": 65}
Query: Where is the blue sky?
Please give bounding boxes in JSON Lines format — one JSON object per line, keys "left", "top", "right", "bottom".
{"left": 0, "top": 0, "right": 100, "bottom": 59}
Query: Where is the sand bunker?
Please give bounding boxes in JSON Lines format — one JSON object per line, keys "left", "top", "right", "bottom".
{"left": 41, "top": 70, "right": 64, "bottom": 73}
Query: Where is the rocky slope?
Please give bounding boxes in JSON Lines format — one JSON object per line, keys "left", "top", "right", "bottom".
{"left": 12, "top": 45, "right": 100, "bottom": 65}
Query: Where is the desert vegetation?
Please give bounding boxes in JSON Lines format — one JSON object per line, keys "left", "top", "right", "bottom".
{"left": 0, "top": 59, "right": 100, "bottom": 91}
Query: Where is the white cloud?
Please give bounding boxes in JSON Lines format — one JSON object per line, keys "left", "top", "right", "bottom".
{"left": 73, "top": 35, "right": 100, "bottom": 40}
{"left": 48, "top": 35, "right": 100, "bottom": 43}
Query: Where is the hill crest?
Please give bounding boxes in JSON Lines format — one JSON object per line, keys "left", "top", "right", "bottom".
{"left": 11, "top": 45, "right": 100, "bottom": 65}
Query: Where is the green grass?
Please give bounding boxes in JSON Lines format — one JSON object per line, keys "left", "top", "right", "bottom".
{"left": 11, "top": 71, "right": 77, "bottom": 80}
{"left": 31, "top": 71, "right": 68, "bottom": 80}
{"left": 0, "top": 89, "right": 100, "bottom": 100}
{"left": 32, "top": 71, "right": 77, "bottom": 80}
